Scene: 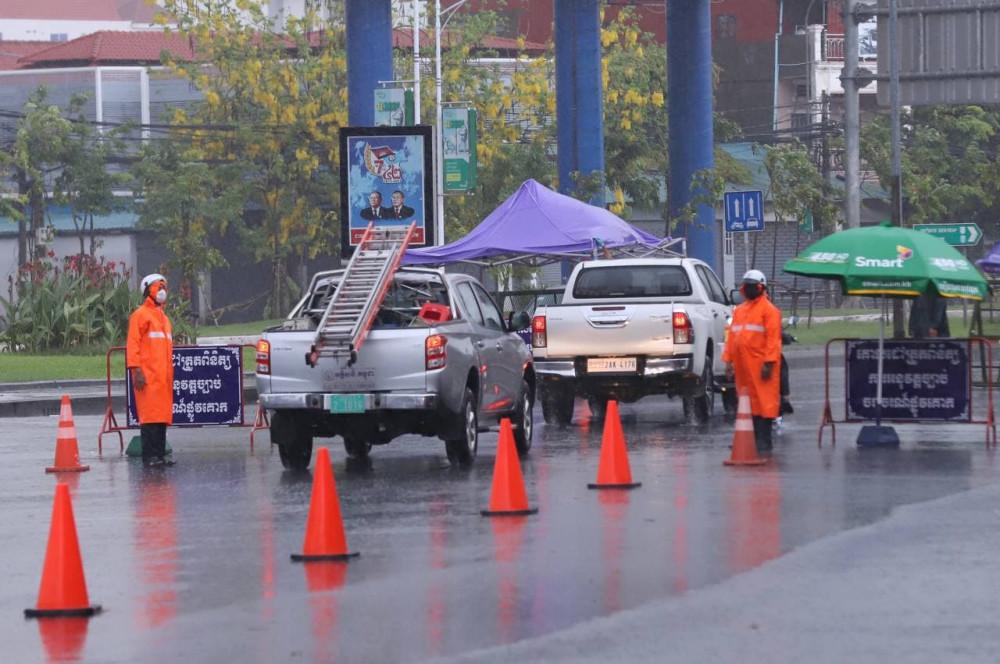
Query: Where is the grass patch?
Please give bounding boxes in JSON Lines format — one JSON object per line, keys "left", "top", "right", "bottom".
{"left": 788, "top": 317, "right": 1000, "bottom": 346}
{"left": 0, "top": 321, "right": 271, "bottom": 383}
{"left": 0, "top": 353, "right": 125, "bottom": 383}
{"left": 196, "top": 319, "right": 283, "bottom": 337}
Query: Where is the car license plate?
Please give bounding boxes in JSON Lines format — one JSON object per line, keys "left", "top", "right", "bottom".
{"left": 327, "top": 394, "right": 366, "bottom": 414}
{"left": 587, "top": 357, "right": 638, "bottom": 373}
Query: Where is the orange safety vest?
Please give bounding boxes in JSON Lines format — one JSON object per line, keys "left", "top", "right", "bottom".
{"left": 126, "top": 299, "right": 174, "bottom": 424}
{"left": 723, "top": 293, "right": 782, "bottom": 419}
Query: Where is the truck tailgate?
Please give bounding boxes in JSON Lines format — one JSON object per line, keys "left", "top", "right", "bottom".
{"left": 266, "top": 328, "right": 430, "bottom": 393}
{"left": 545, "top": 303, "right": 677, "bottom": 357}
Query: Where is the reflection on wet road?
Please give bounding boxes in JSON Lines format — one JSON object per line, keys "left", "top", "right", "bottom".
{"left": 2, "top": 366, "right": 995, "bottom": 663}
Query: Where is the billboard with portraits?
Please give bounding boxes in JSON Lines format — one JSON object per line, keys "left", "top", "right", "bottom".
{"left": 339, "top": 125, "right": 435, "bottom": 256}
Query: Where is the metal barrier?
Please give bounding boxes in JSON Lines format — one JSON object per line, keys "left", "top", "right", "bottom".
{"left": 818, "top": 337, "right": 996, "bottom": 447}
{"left": 98, "top": 344, "right": 270, "bottom": 455}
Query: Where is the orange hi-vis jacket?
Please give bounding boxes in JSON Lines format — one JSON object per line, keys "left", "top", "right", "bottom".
{"left": 723, "top": 293, "right": 782, "bottom": 419}
{"left": 126, "top": 299, "right": 174, "bottom": 424}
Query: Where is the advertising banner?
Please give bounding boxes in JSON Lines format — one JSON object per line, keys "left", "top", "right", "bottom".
{"left": 339, "top": 126, "right": 435, "bottom": 255}
{"left": 127, "top": 346, "right": 244, "bottom": 427}
{"left": 374, "top": 88, "right": 414, "bottom": 127}
{"left": 443, "top": 107, "right": 478, "bottom": 191}
{"left": 845, "top": 340, "right": 970, "bottom": 422}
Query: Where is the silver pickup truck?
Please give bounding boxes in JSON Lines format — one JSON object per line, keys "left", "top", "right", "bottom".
{"left": 256, "top": 268, "right": 535, "bottom": 470}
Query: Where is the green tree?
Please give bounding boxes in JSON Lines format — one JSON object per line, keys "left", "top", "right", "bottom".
{"left": 0, "top": 88, "right": 73, "bottom": 266}
{"left": 761, "top": 141, "right": 838, "bottom": 231}
{"left": 862, "top": 105, "right": 1000, "bottom": 229}
{"left": 160, "top": 0, "right": 349, "bottom": 316}
{"left": 133, "top": 139, "right": 246, "bottom": 320}
{"left": 53, "top": 98, "right": 131, "bottom": 258}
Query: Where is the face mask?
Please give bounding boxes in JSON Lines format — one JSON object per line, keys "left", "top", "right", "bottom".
{"left": 150, "top": 283, "right": 167, "bottom": 305}
{"left": 741, "top": 283, "right": 762, "bottom": 300}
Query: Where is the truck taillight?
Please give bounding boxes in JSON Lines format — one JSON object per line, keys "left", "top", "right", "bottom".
{"left": 531, "top": 315, "right": 547, "bottom": 348}
{"left": 672, "top": 311, "right": 693, "bottom": 345}
{"left": 426, "top": 334, "right": 447, "bottom": 370}
{"left": 256, "top": 339, "right": 271, "bottom": 374}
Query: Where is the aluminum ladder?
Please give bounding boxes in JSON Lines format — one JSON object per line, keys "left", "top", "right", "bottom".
{"left": 308, "top": 222, "right": 417, "bottom": 366}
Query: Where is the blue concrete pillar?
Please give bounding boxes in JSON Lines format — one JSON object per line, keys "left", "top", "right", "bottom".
{"left": 555, "top": 0, "right": 605, "bottom": 205}
{"left": 668, "top": 0, "right": 717, "bottom": 270}
{"left": 346, "top": 0, "right": 393, "bottom": 126}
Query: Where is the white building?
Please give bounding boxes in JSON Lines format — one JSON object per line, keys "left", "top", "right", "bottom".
{"left": 0, "top": 0, "right": 162, "bottom": 42}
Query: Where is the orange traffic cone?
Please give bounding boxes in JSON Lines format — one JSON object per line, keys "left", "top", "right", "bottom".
{"left": 46, "top": 395, "right": 89, "bottom": 473}
{"left": 291, "top": 447, "right": 359, "bottom": 562}
{"left": 25, "top": 483, "right": 102, "bottom": 618}
{"left": 481, "top": 419, "right": 538, "bottom": 516}
{"left": 588, "top": 400, "right": 641, "bottom": 489}
{"left": 724, "top": 392, "right": 769, "bottom": 466}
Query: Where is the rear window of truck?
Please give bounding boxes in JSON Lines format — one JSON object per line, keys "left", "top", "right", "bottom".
{"left": 572, "top": 265, "right": 692, "bottom": 299}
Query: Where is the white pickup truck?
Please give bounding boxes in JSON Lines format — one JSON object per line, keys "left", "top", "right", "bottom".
{"left": 530, "top": 258, "right": 734, "bottom": 425}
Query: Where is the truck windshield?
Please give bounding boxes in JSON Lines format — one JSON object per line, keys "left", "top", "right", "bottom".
{"left": 572, "top": 265, "right": 692, "bottom": 299}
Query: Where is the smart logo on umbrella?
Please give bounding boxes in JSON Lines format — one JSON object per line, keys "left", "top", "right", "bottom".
{"left": 854, "top": 245, "right": 914, "bottom": 269}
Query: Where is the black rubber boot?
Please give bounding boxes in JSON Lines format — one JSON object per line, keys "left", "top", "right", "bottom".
{"left": 752, "top": 416, "right": 774, "bottom": 452}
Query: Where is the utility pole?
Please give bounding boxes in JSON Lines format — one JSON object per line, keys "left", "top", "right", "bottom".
{"left": 413, "top": 0, "right": 421, "bottom": 123}
{"left": 888, "top": 0, "right": 905, "bottom": 337}
{"left": 842, "top": 0, "right": 861, "bottom": 229}
{"left": 434, "top": 0, "right": 445, "bottom": 246}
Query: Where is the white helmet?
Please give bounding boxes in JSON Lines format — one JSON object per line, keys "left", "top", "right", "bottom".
{"left": 140, "top": 273, "right": 167, "bottom": 294}
{"left": 741, "top": 269, "right": 767, "bottom": 285}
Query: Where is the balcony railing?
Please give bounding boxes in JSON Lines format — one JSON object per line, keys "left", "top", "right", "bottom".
{"left": 824, "top": 33, "right": 845, "bottom": 61}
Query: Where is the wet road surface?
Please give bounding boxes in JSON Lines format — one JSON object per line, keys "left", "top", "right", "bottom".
{"left": 2, "top": 365, "right": 997, "bottom": 663}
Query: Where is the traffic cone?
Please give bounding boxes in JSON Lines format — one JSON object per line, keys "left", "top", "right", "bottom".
{"left": 724, "top": 392, "right": 769, "bottom": 466}
{"left": 291, "top": 447, "right": 359, "bottom": 562}
{"left": 46, "top": 395, "right": 89, "bottom": 473}
{"left": 24, "top": 483, "right": 102, "bottom": 618}
{"left": 588, "top": 400, "right": 641, "bottom": 489}
{"left": 481, "top": 419, "right": 538, "bottom": 516}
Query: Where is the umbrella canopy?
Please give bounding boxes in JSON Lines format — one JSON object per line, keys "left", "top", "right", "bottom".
{"left": 404, "top": 179, "right": 661, "bottom": 265}
{"left": 976, "top": 241, "right": 1000, "bottom": 275}
{"left": 783, "top": 224, "right": 987, "bottom": 300}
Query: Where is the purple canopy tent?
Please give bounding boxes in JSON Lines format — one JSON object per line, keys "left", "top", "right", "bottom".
{"left": 976, "top": 241, "right": 1000, "bottom": 275}
{"left": 403, "top": 179, "right": 682, "bottom": 267}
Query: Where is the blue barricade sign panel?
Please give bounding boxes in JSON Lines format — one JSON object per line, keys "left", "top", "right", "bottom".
{"left": 845, "top": 340, "right": 970, "bottom": 422}
{"left": 127, "top": 346, "right": 244, "bottom": 427}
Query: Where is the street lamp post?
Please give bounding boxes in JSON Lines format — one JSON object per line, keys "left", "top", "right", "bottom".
{"left": 434, "top": 0, "right": 473, "bottom": 247}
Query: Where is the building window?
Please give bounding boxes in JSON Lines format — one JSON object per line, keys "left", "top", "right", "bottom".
{"left": 716, "top": 15, "right": 737, "bottom": 39}
{"left": 795, "top": 84, "right": 808, "bottom": 99}
{"left": 50, "top": 33, "right": 68, "bottom": 42}
{"left": 791, "top": 113, "right": 810, "bottom": 131}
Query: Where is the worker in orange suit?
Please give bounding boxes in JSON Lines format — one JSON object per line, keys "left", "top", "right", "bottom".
{"left": 127, "top": 273, "right": 175, "bottom": 467}
{"left": 723, "top": 269, "right": 782, "bottom": 452}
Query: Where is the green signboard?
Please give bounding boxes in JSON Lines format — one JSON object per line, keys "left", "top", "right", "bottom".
{"left": 443, "top": 107, "right": 477, "bottom": 192}
{"left": 913, "top": 223, "right": 982, "bottom": 247}
{"left": 374, "top": 88, "right": 414, "bottom": 127}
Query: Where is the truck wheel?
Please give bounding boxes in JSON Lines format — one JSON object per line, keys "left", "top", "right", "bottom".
{"left": 513, "top": 380, "right": 534, "bottom": 455}
{"left": 343, "top": 436, "right": 372, "bottom": 459}
{"left": 271, "top": 411, "right": 313, "bottom": 471}
{"left": 445, "top": 387, "right": 478, "bottom": 467}
{"left": 683, "top": 361, "right": 715, "bottom": 425}
{"left": 587, "top": 397, "right": 606, "bottom": 422}
{"left": 541, "top": 385, "right": 575, "bottom": 426}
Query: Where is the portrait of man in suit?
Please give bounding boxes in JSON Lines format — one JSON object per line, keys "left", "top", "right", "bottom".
{"left": 388, "top": 190, "right": 415, "bottom": 220}
{"left": 360, "top": 191, "right": 391, "bottom": 220}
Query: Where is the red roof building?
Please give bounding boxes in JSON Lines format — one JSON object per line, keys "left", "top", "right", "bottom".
{"left": 0, "top": 40, "right": 50, "bottom": 70}
{"left": 16, "top": 30, "right": 194, "bottom": 68}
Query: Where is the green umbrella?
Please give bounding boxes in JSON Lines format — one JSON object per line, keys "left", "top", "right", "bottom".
{"left": 783, "top": 223, "right": 988, "bottom": 446}
{"left": 783, "top": 223, "right": 987, "bottom": 301}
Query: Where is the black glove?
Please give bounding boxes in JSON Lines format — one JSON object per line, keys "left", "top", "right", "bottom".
{"left": 761, "top": 362, "right": 774, "bottom": 381}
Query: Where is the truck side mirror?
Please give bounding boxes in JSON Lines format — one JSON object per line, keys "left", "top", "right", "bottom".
{"left": 729, "top": 288, "right": 744, "bottom": 305}
{"left": 509, "top": 311, "right": 531, "bottom": 331}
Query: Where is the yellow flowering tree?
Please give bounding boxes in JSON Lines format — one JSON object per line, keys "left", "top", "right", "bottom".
{"left": 158, "top": 0, "right": 348, "bottom": 316}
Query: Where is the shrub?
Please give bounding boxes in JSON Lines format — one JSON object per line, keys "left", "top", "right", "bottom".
{"left": 1, "top": 254, "right": 139, "bottom": 353}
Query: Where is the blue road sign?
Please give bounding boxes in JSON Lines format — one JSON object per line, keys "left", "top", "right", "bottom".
{"left": 724, "top": 191, "right": 765, "bottom": 232}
